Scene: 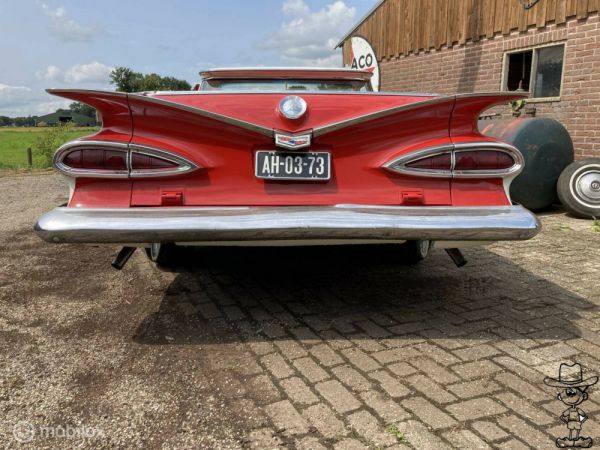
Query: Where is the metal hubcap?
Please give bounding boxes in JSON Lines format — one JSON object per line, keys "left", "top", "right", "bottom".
{"left": 418, "top": 240, "right": 430, "bottom": 257}
{"left": 150, "top": 243, "right": 161, "bottom": 260}
{"left": 575, "top": 170, "right": 600, "bottom": 204}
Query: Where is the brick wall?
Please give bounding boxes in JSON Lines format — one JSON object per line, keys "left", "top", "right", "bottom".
{"left": 379, "top": 14, "right": 600, "bottom": 159}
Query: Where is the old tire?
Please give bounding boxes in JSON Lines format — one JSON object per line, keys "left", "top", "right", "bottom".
{"left": 145, "top": 242, "right": 181, "bottom": 268}
{"left": 557, "top": 158, "right": 600, "bottom": 219}
{"left": 399, "top": 240, "right": 431, "bottom": 265}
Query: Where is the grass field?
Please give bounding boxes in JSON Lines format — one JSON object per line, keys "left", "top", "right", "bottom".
{"left": 0, "top": 127, "right": 99, "bottom": 169}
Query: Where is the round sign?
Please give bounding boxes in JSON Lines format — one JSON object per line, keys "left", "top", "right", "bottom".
{"left": 350, "top": 36, "right": 380, "bottom": 92}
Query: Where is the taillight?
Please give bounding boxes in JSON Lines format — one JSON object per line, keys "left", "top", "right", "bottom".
{"left": 54, "top": 141, "right": 198, "bottom": 178}
{"left": 454, "top": 150, "right": 515, "bottom": 171}
{"left": 128, "top": 145, "right": 197, "bottom": 178}
{"left": 384, "top": 142, "right": 523, "bottom": 179}
{"left": 62, "top": 149, "right": 128, "bottom": 171}
{"left": 406, "top": 153, "right": 452, "bottom": 171}
{"left": 131, "top": 153, "right": 179, "bottom": 170}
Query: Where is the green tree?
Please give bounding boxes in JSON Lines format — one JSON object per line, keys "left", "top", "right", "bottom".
{"left": 13, "top": 116, "right": 36, "bottom": 127}
{"left": 109, "top": 66, "right": 191, "bottom": 92}
{"left": 69, "top": 102, "right": 97, "bottom": 119}
{"left": 0, "top": 116, "right": 12, "bottom": 126}
{"left": 109, "top": 67, "right": 143, "bottom": 92}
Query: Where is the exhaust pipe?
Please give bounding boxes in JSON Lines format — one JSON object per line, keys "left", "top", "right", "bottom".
{"left": 445, "top": 248, "right": 467, "bottom": 267}
{"left": 111, "top": 247, "right": 137, "bottom": 270}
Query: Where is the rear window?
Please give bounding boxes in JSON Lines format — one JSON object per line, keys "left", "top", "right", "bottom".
{"left": 200, "top": 79, "right": 371, "bottom": 92}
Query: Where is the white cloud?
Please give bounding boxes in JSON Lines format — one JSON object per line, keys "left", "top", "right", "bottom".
{"left": 35, "top": 62, "right": 113, "bottom": 85}
{"left": 64, "top": 62, "right": 113, "bottom": 83}
{"left": 41, "top": 3, "right": 99, "bottom": 42}
{"left": 282, "top": 0, "right": 310, "bottom": 16}
{"left": 2, "top": 61, "right": 113, "bottom": 116}
{"left": 261, "top": 0, "right": 356, "bottom": 67}
{"left": 0, "top": 84, "right": 69, "bottom": 117}
{"left": 35, "top": 65, "right": 62, "bottom": 81}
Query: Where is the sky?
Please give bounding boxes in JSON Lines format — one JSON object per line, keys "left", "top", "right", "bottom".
{"left": 0, "top": 0, "right": 377, "bottom": 117}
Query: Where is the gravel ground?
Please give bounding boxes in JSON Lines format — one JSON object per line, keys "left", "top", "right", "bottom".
{"left": 0, "top": 173, "right": 247, "bottom": 449}
{"left": 0, "top": 172, "right": 599, "bottom": 450}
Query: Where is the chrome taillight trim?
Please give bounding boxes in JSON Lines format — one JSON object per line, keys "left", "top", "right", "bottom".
{"left": 128, "top": 144, "right": 199, "bottom": 178}
{"left": 53, "top": 140, "right": 130, "bottom": 179}
{"left": 383, "top": 141, "right": 524, "bottom": 179}
{"left": 452, "top": 142, "right": 524, "bottom": 178}
{"left": 383, "top": 145, "right": 454, "bottom": 178}
{"left": 53, "top": 140, "right": 199, "bottom": 179}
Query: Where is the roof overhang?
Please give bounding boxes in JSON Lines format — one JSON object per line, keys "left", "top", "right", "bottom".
{"left": 334, "top": 0, "right": 386, "bottom": 49}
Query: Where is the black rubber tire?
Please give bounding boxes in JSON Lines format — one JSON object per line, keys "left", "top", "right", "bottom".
{"left": 557, "top": 158, "right": 600, "bottom": 219}
{"left": 144, "top": 243, "right": 181, "bottom": 268}
{"left": 399, "top": 240, "right": 432, "bottom": 265}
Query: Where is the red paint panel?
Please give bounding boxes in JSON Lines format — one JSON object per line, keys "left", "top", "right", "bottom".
{"left": 450, "top": 94, "right": 527, "bottom": 137}
{"left": 128, "top": 95, "right": 455, "bottom": 207}
{"left": 47, "top": 89, "right": 524, "bottom": 209}
{"left": 154, "top": 93, "right": 435, "bottom": 134}
{"left": 69, "top": 179, "right": 132, "bottom": 207}
{"left": 451, "top": 179, "right": 510, "bottom": 206}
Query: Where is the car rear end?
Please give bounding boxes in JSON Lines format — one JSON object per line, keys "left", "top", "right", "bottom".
{"left": 35, "top": 81, "right": 540, "bottom": 264}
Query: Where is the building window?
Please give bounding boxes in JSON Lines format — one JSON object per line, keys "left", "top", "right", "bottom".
{"left": 503, "top": 43, "right": 565, "bottom": 100}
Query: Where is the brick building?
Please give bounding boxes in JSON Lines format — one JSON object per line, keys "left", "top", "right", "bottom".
{"left": 338, "top": 0, "right": 599, "bottom": 159}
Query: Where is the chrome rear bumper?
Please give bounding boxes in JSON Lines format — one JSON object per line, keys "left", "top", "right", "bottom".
{"left": 34, "top": 204, "right": 540, "bottom": 245}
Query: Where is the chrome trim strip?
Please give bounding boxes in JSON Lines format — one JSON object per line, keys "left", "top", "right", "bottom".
{"left": 53, "top": 140, "right": 200, "bottom": 179}
{"left": 313, "top": 96, "right": 452, "bottom": 137}
{"left": 46, "top": 88, "right": 128, "bottom": 98}
{"left": 129, "top": 144, "right": 199, "bottom": 178}
{"left": 383, "top": 141, "right": 524, "bottom": 180}
{"left": 452, "top": 141, "right": 524, "bottom": 179}
{"left": 127, "top": 93, "right": 274, "bottom": 137}
{"left": 35, "top": 205, "right": 541, "bottom": 244}
{"left": 313, "top": 92, "right": 527, "bottom": 137}
{"left": 53, "top": 140, "right": 130, "bottom": 179}
{"left": 145, "top": 90, "right": 440, "bottom": 97}
{"left": 383, "top": 145, "right": 454, "bottom": 178}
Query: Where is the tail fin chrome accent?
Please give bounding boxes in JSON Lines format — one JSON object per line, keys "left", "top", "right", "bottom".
{"left": 54, "top": 140, "right": 199, "bottom": 179}
{"left": 384, "top": 141, "right": 524, "bottom": 179}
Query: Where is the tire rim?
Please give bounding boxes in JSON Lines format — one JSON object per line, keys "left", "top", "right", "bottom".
{"left": 150, "top": 243, "right": 161, "bottom": 261}
{"left": 418, "top": 240, "right": 430, "bottom": 257}
{"left": 570, "top": 164, "right": 600, "bottom": 208}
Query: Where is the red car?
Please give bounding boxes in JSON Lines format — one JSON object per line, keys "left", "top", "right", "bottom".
{"left": 35, "top": 67, "right": 540, "bottom": 269}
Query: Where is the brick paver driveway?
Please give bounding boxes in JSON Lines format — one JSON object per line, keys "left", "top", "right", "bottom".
{"left": 1, "top": 173, "right": 599, "bottom": 449}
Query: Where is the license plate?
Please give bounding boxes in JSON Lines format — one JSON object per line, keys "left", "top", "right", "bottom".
{"left": 255, "top": 151, "right": 331, "bottom": 180}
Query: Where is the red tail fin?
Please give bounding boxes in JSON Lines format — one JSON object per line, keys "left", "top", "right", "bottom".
{"left": 450, "top": 92, "right": 528, "bottom": 136}
{"left": 46, "top": 89, "right": 132, "bottom": 141}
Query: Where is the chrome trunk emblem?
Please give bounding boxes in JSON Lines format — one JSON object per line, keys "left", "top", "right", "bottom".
{"left": 274, "top": 131, "right": 312, "bottom": 150}
{"left": 279, "top": 95, "right": 307, "bottom": 120}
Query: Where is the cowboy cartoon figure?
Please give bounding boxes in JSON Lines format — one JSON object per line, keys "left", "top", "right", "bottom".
{"left": 544, "top": 363, "right": 598, "bottom": 448}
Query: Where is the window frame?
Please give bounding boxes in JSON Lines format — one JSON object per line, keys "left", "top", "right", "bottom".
{"left": 501, "top": 42, "right": 567, "bottom": 103}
